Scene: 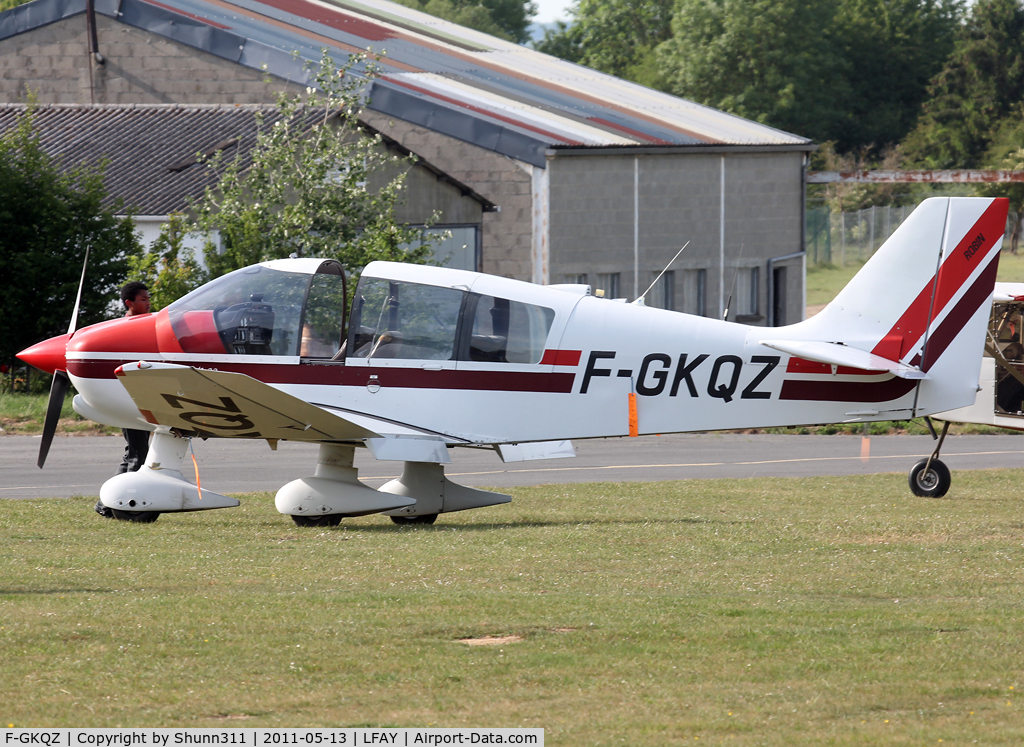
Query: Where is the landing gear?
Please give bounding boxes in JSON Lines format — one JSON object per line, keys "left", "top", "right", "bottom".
{"left": 908, "top": 458, "right": 951, "bottom": 497}
{"left": 111, "top": 509, "right": 161, "bottom": 523}
{"left": 391, "top": 513, "right": 438, "bottom": 525}
{"left": 98, "top": 428, "right": 239, "bottom": 516}
{"left": 908, "top": 418, "right": 951, "bottom": 498}
{"left": 291, "top": 514, "right": 343, "bottom": 528}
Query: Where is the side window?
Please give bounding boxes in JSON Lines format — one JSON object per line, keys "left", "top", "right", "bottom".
{"left": 300, "top": 272, "right": 348, "bottom": 358}
{"left": 349, "top": 278, "right": 465, "bottom": 361}
{"left": 468, "top": 295, "right": 555, "bottom": 364}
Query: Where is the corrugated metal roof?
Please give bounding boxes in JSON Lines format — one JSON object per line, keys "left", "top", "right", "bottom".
{"left": 0, "top": 103, "right": 496, "bottom": 213}
{"left": 0, "top": 0, "right": 814, "bottom": 167}
{"left": 0, "top": 103, "right": 287, "bottom": 214}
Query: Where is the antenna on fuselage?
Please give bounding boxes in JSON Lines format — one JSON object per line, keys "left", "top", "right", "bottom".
{"left": 634, "top": 240, "right": 690, "bottom": 306}
{"left": 722, "top": 243, "right": 745, "bottom": 321}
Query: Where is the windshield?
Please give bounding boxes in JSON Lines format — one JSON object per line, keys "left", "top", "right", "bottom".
{"left": 167, "top": 265, "right": 310, "bottom": 356}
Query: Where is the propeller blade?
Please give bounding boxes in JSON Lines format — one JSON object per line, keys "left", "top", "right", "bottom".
{"left": 67, "top": 246, "right": 91, "bottom": 335}
{"left": 38, "top": 370, "right": 70, "bottom": 469}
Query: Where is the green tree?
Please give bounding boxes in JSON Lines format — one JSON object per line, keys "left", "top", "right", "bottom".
{"left": 541, "top": 0, "right": 960, "bottom": 150}
{"left": 126, "top": 215, "right": 207, "bottom": 311}
{"left": 178, "top": 53, "right": 432, "bottom": 281}
{"left": 833, "top": 0, "right": 962, "bottom": 150}
{"left": 658, "top": 0, "right": 850, "bottom": 143}
{"left": 903, "top": 0, "right": 1024, "bottom": 168}
{"left": 534, "top": 0, "right": 674, "bottom": 88}
{"left": 0, "top": 107, "right": 141, "bottom": 365}
{"left": 394, "top": 0, "right": 537, "bottom": 43}
{"left": 976, "top": 115, "right": 1024, "bottom": 253}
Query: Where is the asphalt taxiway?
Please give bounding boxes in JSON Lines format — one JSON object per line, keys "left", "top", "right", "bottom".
{"left": 3, "top": 432, "right": 1024, "bottom": 499}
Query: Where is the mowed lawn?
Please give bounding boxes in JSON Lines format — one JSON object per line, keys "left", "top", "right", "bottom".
{"left": 2, "top": 472, "right": 1024, "bottom": 744}
{"left": 806, "top": 248, "right": 1024, "bottom": 310}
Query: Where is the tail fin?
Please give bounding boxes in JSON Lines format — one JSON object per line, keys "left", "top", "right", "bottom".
{"left": 763, "top": 196, "right": 1007, "bottom": 415}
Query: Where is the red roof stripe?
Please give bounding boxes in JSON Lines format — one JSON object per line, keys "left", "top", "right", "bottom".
{"left": 586, "top": 116, "right": 672, "bottom": 146}
{"left": 249, "top": 0, "right": 396, "bottom": 40}
{"left": 382, "top": 75, "right": 585, "bottom": 145}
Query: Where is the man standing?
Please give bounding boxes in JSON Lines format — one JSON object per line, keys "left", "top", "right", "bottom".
{"left": 95, "top": 281, "right": 152, "bottom": 518}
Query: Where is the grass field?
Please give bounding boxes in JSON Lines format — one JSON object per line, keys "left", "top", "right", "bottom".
{"left": 0, "top": 392, "right": 116, "bottom": 435}
{"left": 3, "top": 473, "right": 1024, "bottom": 743}
{"left": 806, "top": 248, "right": 1024, "bottom": 309}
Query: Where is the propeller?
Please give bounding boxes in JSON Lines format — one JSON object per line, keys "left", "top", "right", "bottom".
{"left": 37, "top": 246, "right": 90, "bottom": 469}
{"left": 37, "top": 371, "right": 70, "bottom": 468}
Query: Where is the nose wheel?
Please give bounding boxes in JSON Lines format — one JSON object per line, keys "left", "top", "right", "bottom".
{"left": 291, "top": 514, "right": 343, "bottom": 527}
{"left": 908, "top": 418, "right": 951, "bottom": 498}
{"left": 111, "top": 509, "right": 162, "bottom": 523}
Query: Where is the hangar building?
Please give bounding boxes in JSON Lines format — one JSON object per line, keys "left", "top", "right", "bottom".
{"left": 0, "top": 0, "right": 814, "bottom": 324}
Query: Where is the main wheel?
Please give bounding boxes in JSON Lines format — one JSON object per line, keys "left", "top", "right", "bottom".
{"left": 110, "top": 509, "right": 161, "bottom": 523}
{"left": 908, "top": 458, "right": 951, "bottom": 498}
{"left": 291, "top": 514, "right": 343, "bottom": 528}
{"left": 390, "top": 513, "right": 438, "bottom": 525}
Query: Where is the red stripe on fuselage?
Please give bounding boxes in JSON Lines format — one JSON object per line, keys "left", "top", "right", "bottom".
{"left": 539, "top": 349, "right": 582, "bottom": 366}
{"left": 781, "top": 250, "right": 1000, "bottom": 402}
{"left": 779, "top": 375, "right": 916, "bottom": 403}
{"left": 784, "top": 357, "right": 883, "bottom": 376}
{"left": 68, "top": 359, "right": 576, "bottom": 394}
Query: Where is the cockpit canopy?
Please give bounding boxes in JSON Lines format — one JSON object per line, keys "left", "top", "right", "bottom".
{"left": 167, "top": 261, "right": 348, "bottom": 358}
{"left": 165, "top": 259, "right": 557, "bottom": 364}
{"left": 348, "top": 276, "right": 555, "bottom": 364}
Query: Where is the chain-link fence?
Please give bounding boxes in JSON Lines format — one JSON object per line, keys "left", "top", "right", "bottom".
{"left": 806, "top": 204, "right": 915, "bottom": 267}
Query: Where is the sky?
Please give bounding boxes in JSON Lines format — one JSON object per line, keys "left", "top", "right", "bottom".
{"left": 532, "top": 0, "right": 574, "bottom": 24}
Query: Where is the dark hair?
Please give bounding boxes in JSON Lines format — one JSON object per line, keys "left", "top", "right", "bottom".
{"left": 120, "top": 281, "right": 149, "bottom": 304}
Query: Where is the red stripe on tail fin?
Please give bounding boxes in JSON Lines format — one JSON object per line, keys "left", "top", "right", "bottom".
{"left": 871, "top": 199, "right": 1008, "bottom": 360}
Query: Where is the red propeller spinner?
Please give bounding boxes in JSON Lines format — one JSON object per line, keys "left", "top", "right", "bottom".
{"left": 17, "top": 333, "right": 71, "bottom": 375}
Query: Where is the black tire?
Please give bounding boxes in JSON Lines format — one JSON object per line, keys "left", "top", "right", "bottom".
{"left": 110, "top": 509, "right": 161, "bottom": 523}
{"left": 390, "top": 513, "right": 438, "bottom": 525}
{"left": 908, "top": 458, "right": 951, "bottom": 498}
{"left": 291, "top": 514, "right": 343, "bottom": 528}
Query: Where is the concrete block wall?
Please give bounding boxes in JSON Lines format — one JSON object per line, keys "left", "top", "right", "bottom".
{"left": 361, "top": 110, "right": 534, "bottom": 281}
{"left": 0, "top": 13, "right": 806, "bottom": 303}
{"left": 549, "top": 151, "right": 805, "bottom": 324}
{"left": 0, "top": 15, "right": 301, "bottom": 104}
{"left": 0, "top": 15, "right": 530, "bottom": 279}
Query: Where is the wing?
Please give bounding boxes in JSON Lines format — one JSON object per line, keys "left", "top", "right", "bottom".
{"left": 115, "top": 361, "right": 381, "bottom": 441}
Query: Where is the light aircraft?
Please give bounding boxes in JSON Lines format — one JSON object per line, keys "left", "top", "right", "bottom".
{"left": 907, "top": 280, "right": 1024, "bottom": 497}
{"left": 17, "top": 196, "right": 1009, "bottom": 525}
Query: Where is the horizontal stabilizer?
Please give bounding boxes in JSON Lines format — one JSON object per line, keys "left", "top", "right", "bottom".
{"left": 115, "top": 362, "right": 382, "bottom": 441}
{"left": 759, "top": 340, "right": 928, "bottom": 380}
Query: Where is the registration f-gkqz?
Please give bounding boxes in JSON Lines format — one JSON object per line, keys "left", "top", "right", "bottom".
{"left": 17, "top": 197, "right": 1010, "bottom": 525}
